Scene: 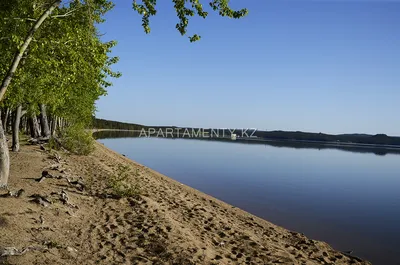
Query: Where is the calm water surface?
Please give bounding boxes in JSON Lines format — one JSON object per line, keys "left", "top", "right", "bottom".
{"left": 98, "top": 137, "right": 400, "bottom": 265}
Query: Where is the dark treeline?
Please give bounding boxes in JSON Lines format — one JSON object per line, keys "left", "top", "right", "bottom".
{"left": 253, "top": 131, "right": 400, "bottom": 146}
{"left": 93, "top": 130, "right": 400, "bottom": 156}
{"left": 92, "top": 118, "right": 176, "bottom": 131}
{"left": 92, "top": 118, "right": 145, "bottom": 130}
{"left": 93, "top": 118, "right": 400, "bottom": 147}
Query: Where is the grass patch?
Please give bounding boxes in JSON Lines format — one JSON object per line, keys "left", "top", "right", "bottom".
{"left": 50, "top": 125, "right": 94, "bottom": 155}
{"left": 108, "top": 164, "right": 140, "bottom": 198}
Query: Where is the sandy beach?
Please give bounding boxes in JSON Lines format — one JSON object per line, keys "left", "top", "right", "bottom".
{"left": 0, "top": 140, "right": 372, "bottom": 265}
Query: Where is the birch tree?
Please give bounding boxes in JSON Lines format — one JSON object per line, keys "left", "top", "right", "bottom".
{"left": 0, "top": 0, "right": 247, "bottom": 187}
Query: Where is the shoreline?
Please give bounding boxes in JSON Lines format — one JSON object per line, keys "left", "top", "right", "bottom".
{"left": 94, "top": 141, "right": 372, "bottom": 264}
{"left": 92, "top": 129, "right": 400, "bottom": 151}
{"left": 0, "top": 140, "right": 372, "bottom": 264}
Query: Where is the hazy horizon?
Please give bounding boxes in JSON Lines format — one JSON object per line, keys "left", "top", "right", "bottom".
{"left": 95, "top": 0, "right": 399, "bottom": 136}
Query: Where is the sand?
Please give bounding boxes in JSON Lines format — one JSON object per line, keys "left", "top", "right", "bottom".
{"left": 0, "top": 140, "right": 372, "bottom": 265}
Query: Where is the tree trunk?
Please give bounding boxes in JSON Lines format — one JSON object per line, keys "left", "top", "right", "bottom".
{"left": 49, "top": 115, "right": 53, "bottom": 134}
{"left": 20, "top": 113, "right": 27, "bottom": 134}
{"left": 7, "top": 111, "right": 13, "bottom": 133}
{"left": 25, "top": 116, "right": 30, "bottom": 135}
{"left": 50, "top": 115, "right": 57, "bottom": 136}
{"left": 29, "top": 115, "right": 40, "bottom": 138}
{"left": 34, "top": 116, "right": 41, "bottom": 138}
{"left": 0, "top": 120, "right": 10, "bottom": 188}
{"left": 2, "top": 108, "right": 10, "bottom": 133}
{"left": 39, "top": 104, "right": 50, "bottom": 138}
{"left": 12, "top": 106, "right": 22, "bottom": 152}
{"left": 59, "top": 117, "right": 63, "bottom": 131}
{"left": 28, "top": 118, "right": 34, "bottom": 138}
{"left": 1, "top": 108, "right": 8, "bottom": 129}
{"left": 49, "top": 115, "right": 55, "bottom": 135}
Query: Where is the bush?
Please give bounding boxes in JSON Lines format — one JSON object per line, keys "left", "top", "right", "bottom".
{"left": 108, "top": 164, "right": 140, "bottom": 197}
{"left": 51, "top": 125, "right": 95, "bottom": 155}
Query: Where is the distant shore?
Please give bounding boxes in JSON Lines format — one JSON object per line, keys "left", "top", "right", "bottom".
{"left": 92, "top": 118, "right": 400, "bottom": 147}
{"left": 236, "top": 137, "right": 400, "bottom": 150}
{"left": 92, "top": 128, "right": 400, "bottom": 154}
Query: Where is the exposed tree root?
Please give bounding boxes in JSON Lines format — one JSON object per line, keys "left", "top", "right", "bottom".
{"left": 27, "top": 137, "right": 50, "bottom": 145}
{"left": 28, "top": 194, "right": 52, "bottom": 207}
{"left": 0, "top": 246, "right": 47, "bottom": 257}
{"left": 66, "top": 177, "right": 85, "bottom": 191}
{"left": 59, "top": 189, "right": 78, "bottom": 209}
{"left": 0, "top": 188, "right": 25, "bottom": 198}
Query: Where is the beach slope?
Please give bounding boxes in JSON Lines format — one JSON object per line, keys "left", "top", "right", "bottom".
{"left": 0, "top": 141, "right": 371, "bottom": 265}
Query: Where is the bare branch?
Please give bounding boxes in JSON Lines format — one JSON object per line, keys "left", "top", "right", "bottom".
{"left": 50, "top": 7, "right": 81, "bottom": 18}
{"left": 4, "top": 17, "right": 37, "bottom": 22}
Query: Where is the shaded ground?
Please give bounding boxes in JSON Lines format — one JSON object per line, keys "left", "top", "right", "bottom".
{"left": 0, "top": 140, "right": 372, "bottom": 264}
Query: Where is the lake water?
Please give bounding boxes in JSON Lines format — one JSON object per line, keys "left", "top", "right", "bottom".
{"left": 97, "top": 135, "right": 400, "bottom": 265}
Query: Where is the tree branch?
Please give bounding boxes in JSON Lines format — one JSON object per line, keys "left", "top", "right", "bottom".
{"left": 4, "top": 17, "right": 37, "bottom": 22}
{"left": 50, "top": 7, "right": 80, "bottom": 18}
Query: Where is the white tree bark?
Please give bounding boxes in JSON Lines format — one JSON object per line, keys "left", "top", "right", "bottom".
{"left": 50, "top": 115, "right": 58, "bottom": 136}
{"left": 0, "top": 120, "right": 10, "bottom": 188}
{"left": 39, "top": 104, "right": 50, "bottom": 138}
{"left": 29, "top": 115, "right": 40, "bottom": 138}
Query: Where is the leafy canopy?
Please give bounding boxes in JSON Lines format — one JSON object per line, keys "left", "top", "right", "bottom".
{"left": 0, "top": 0, "right": 120, "bottom": 125}
{"left": 132, "top": 0, "right": 248, "bottom": 42}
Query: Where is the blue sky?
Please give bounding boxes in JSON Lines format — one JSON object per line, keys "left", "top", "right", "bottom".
{"left": 96, "top": 0, "right": 400, "bottom": 136}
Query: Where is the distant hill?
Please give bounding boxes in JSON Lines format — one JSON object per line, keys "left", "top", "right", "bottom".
{"left": 253, "top": 131, "right": 400, "bottom": 146}
{"left": 92, "top": 118, "right": 400, "bottom": 146}
{"left": 338, "top": 134, "right": 372, "bottom": 137}
{"left": 92, "top": 118, "right": 145, "bottom": 130}
{"left": 92, "top": 118, "right": 176, "bottom": 131}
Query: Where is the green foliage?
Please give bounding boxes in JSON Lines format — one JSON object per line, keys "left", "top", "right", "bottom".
{"left": 1, "top": 0, "right": 120, "bottom": 128}
{"left": 132, "top": 0, "right": 248, "bottom": 41}
{"left": 56, "top": 125, "right": 95, "bottom": 155}
{"left": 108, "top": 164, "right": 140, "bottom": 197}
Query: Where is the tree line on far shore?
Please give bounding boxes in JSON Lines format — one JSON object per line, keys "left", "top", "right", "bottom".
{"left": 92, "top": 118, "right": 145, "bottom": 131}
{"left": 253, "top": 131, "right": 400, "bottom": 146}
{"left": 93, "top": 118, "right": 400, "bottom": 146}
